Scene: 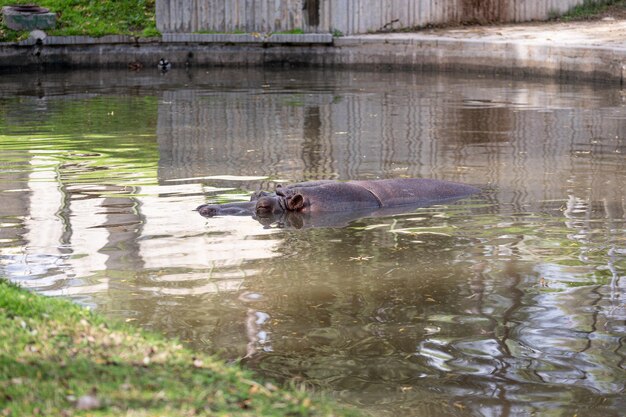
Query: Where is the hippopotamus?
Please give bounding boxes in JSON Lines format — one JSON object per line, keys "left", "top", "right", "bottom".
{"left": 196, "top": 178, "right": 479, "bottom": 227}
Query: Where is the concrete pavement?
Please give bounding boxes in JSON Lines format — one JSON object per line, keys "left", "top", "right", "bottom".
{"left": 405, "top": 19, "right": 626, "bottom": 47}
{"left": 332, "top": 19, "right": 626, "bottom": 83}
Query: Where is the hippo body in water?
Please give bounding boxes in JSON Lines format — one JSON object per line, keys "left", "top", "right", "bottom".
{"left": 197, "top": 178, "right": 479, "bottom": 226}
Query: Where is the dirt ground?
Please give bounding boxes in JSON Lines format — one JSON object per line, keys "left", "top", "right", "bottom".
{"left": 414, "top": 4, "right": 626, "bottom": 47}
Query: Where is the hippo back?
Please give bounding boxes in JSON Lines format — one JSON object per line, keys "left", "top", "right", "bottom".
{"left": 288, "top": 182, "right": 382, "bottom": 212}
{"left": 352, "top": 178, "right": 479, "bottom": 207}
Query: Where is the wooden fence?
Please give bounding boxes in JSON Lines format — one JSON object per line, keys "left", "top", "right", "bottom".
{"left": 157, "top": 0, "right": 596, "bottom": 35}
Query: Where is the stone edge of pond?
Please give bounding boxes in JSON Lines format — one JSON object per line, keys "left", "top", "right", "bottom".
{"left": 0, "top": 278, "right": 359, "bottom": 417}
{"left": 0, "top": 33, "right": 624, "bottom": 83}
{"left": 2, "top": 33, "right": 334, "bottom": 46}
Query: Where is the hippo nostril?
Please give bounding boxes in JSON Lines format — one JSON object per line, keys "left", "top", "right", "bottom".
{"left": 197, "top": 204, "right": 217, "bottom": 217}
{"left": 256, "top": 199, "right": 274, "bottom": 216}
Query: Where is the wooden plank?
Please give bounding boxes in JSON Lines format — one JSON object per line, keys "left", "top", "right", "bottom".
{"left": 170, "top": 0, "right": 178, "bottom": 32}
{"left": 215, "top": 0, "right": 225, "bottom": 32}
{"left": 278, "top": 0, "right": 286, "bottom": 32}
{"left": 420, "top": 0, "right": 429, "bottom": 27}
{"left": 259, "top": 0, "right": 267, "bottom": 31}
{"left": 155, "top": 0, "right": 165, "bottom": 32}
{"left": 252, "top": 0, "right": 260, "bottom": 31}
{"left": 185, "top": 0, "right": 192, "bottom": 31}
{"left": 234, "top": 0, "right": 242, "bottom": 32}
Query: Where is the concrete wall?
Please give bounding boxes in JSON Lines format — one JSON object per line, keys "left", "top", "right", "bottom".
{"left": 157, "top": 0, "right": 594, "bottom": 34}
{"left": 2, "top": 34, "right": 624, "bottom": 84}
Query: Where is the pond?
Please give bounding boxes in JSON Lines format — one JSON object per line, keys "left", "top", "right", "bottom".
{"left": 1, "top": 68, "right": 625, "bottom": 417}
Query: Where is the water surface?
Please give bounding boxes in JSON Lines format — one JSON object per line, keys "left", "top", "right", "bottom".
{"left": 1, "top": 68, "right": 625, "bottom": 417}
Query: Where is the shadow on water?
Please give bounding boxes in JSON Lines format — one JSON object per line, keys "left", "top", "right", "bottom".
{"left": 0, "top": 68, "right": 625, "bottom": 416}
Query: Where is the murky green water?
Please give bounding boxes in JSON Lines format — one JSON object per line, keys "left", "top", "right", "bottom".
{"left": 1, "top": 68, "right": 625, "bottom": 416}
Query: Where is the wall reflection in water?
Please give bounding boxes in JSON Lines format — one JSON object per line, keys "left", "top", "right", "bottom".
{"left": 0, "top": 69, "right": 624, "bottom": 417}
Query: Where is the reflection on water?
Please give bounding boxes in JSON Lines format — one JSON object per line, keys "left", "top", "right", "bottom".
{"left": 1, "top": 68, "right": 625, "bottom": 416}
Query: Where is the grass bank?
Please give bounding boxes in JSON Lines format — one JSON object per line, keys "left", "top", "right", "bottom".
{"left": 0, "top": 279, "right": 358, "bottom": 417}
{"left": 557, "top": 0, "right": 626, "bottom": 20}
{"left": 0, "top": 0, "right": 158, "bottom": 42}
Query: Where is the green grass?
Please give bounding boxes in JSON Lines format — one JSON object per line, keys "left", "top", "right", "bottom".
{"left": 0, "top": 279, "right": 358, "bottom": 417}
{"left": 0, "top": 0, "right": 158, "bottom": 42}
{"left": 274, "top": 28, "right": 305, "bottom": 35}
{"left": 559, "top": 0, "right": 625, "bottom": 20}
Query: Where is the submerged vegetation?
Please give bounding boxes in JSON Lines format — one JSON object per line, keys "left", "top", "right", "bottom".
{"left": 0, "top": 0, "right": 158, "bottom": 42}
{"left": 0, "top": 279, "right": 358, "bottom": 417}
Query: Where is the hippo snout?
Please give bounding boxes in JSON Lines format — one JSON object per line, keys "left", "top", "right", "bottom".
{"left": 196, "top": 204, "right": 219, "bottom": 217}
{"left": 255, "top": 196, "right": 274, "bottom": 216}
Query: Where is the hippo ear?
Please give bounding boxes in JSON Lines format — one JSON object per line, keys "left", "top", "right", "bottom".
{"left": 287, "top": 193, "right": 305, "bottom": 211}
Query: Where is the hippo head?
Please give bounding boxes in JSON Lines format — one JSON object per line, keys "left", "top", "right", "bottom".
{"left": 255, "top": 195, "right": 285, "bottom": 216}
{"left": 255, "top": 193, "right": 306, "bottom": 216}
